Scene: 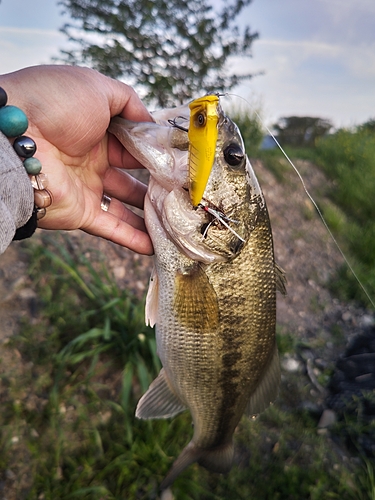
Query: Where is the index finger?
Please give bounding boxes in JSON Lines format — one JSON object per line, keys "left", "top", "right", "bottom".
{"left": 107, "top": 78, "right": 153, "bottom": 123}
{"left": 85, "top": 209, "right": 154, "bottom": 255}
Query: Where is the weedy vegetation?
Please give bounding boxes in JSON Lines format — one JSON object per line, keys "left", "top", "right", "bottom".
{"left": 315, "top": 127, "right": 375, "bottom": 305}
{"left": 230, "top": 107, "right": 264, "bottom": 156}
{"left": 0, "top": 231, "right": 373, "bottom": 499}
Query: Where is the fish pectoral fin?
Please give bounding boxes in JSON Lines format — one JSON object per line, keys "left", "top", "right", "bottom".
{"left": 245, "top": 344, "right": 281, "bottom": 418}
{"left": 174, "top": 264, "right": 219, "bottom": 332}
{"left": 145, "top": 266, "right": 158, "bottom": 327}
{"left": 136, "top": 368, "right": 186, "bottom": 420}
{"left": 275, "top": 263, "right": 287, "bottom": 295}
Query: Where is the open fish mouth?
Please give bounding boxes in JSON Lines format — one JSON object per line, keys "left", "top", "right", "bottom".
{"left": 109, "top": 98, "right": 248, "bottom": 261}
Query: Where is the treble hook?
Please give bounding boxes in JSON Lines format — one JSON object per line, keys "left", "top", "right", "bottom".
{"left": 168, "top": 116, "right": 189, "bottom": 132}
{"left": 198, "top": 203, "right": 245, "bottom": 242}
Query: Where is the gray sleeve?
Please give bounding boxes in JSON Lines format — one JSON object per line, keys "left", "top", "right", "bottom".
{"left": 0, "top": 132, "right": 34, "bottom": 254}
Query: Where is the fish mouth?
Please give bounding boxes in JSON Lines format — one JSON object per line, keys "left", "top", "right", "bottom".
{"left": 150, "top": 106, "right": 247, "bottom": 252}
{"left": 109, "top": 101, "right": 247, "bottom": 261}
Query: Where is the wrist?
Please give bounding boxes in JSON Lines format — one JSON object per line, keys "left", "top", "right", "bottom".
{"left": 0, "top": 85, "right": 52, "bottom": 240}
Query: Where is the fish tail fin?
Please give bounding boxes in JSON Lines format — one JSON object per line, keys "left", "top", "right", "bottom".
{"left": 197, "top": 441, "right": 234, "bottom": 473}
{"left": 160, "top": 442, "right": 199, "bottom": 491}
{"left": 160, "top": 441, "right": 234, "bottom": 491}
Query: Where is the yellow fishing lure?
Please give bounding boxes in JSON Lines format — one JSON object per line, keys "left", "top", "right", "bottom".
{"left": 188, "top": 95, "right": 219, "bottom": 206}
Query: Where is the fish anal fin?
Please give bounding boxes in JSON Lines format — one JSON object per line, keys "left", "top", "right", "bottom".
{"left": 275, "top": 263, "right": 287, "bottom": 295}
{"left": 245, "top": 344, "right": 281, "bottom": 418}
{"left": 174, "top": 264, "right": 219, "bottom": 332}
{"left": 145, "top": 266, "right": 158, "bottom": 327}
{"left": 160, "top": 440, "right": 234, "bottom": 491}
{"left": 136, "top": 368, "right": 186, "bottom": 420}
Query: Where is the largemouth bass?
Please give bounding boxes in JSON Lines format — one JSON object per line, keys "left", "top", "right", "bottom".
{"left": 109, "top": 96, "right": 286, "bottom": 490}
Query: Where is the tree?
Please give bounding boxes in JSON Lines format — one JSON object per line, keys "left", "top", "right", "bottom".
{"left": 274, "top": 116, "right": 333, "bottom": 148}
{"left": 358, "top": 118, "right": 375, "bottom": 134}
{"left": 58, "top": 0, "right": 258, "bottom": 107}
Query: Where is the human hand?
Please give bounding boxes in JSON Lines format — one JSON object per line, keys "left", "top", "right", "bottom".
{"left": 0, "top": 65, "right": 153, "bottom": 255}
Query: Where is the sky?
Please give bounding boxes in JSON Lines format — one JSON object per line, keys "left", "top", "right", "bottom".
{"left": 0, "top": 0, "right": 375, "bottom": 129}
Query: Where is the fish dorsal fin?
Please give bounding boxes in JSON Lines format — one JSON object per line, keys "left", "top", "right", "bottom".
{"left": 245, "top": 344, "right": 280, "bottom": 419}
{"left": 145, "top": 266, "right": 159, "bottom": 327}
{"left": 275, "top": 263, "right": 287, "bottom": 296}
{"left": 136, "top": 368, "right": 186, "bottom": 420}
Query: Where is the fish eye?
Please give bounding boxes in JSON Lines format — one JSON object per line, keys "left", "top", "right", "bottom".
{"left": 224, "top": 143, "right": 244, "bottom": 167}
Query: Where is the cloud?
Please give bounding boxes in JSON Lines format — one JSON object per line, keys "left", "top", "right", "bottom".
{"left": 0, "top": 26, "right": 61, "bottom": 37}
{"left": 230, "top": 32, "right": 375, "bottom": 127}
{"left": 316, "top": 0, "right": 375, "bottom": 44}
{"left": 250, "top": 0, "right": 375, "bottom": 46}
{"left": 249, "top": 36, "right": 375, "bottom": 83}
{"left": 0, "top": 26, "right": 68, "bottom": 74}
{"left": 2, "top": 2, "right": 375, "bottom": 128}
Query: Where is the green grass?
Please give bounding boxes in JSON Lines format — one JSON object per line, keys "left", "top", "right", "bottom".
{"left": 255, "top": 145, "right": 317, "bottom": 184}
{"left": 315, "top": 128, "right": 375, "bottom": 306}
{"left": 230, "top": 107, "right": 264, "bottom": 155}
{"left": 0, "top": 233, "right": 373, "bottom": 499}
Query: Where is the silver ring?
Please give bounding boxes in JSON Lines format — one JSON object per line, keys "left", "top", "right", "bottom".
{"left": 34, "top": 189, "right": 52, "bottom": 209}
{"left": 36, "top": 207, "right": 47, "bottom": 220}
{"left": 101, "top": 194, "right": 111, "bottom": 212}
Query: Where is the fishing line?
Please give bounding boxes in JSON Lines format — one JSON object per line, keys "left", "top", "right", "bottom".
{"left": 225, "top": 93, "right": 375, "bottom": 309}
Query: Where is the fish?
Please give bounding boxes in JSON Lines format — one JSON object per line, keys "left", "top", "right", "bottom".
{"left": 108, "top": 95, "right": 286, "bottom": 490}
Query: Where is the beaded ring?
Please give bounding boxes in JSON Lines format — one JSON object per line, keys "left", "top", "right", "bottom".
{"left": 0, "top": 86, "right": 52, "bottom": 239}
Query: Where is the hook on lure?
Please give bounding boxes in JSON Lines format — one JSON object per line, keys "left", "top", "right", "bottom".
{"left": 198, "top": 203, "right": 245, "bottom": 243}
{"left": 168, "top": 116, "right": 189, "bottom": 132}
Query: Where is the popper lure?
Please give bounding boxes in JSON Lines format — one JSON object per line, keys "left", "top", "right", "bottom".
{"left": 188, "top": 95, "right": 219, "bottom": 206}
